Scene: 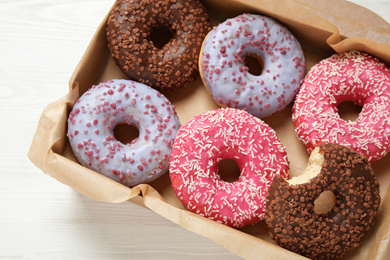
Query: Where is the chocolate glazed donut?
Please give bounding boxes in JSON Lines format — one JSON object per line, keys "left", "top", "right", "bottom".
{"left": 265, "top": 143, "right": 381, "bottom": 259}
{"left": 106, "top": 0, "right": 211, "bottom": 92}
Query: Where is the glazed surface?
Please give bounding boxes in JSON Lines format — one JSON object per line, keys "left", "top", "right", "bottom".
{"left": 170, "top": 108, "right": 289, "bottom": 227}
{"left": 106, "top": 0, "right": 211, "bottom": 92}
{"left": 293, "top": 50, "right": 390, "bottom": 162}
{"left": 67, "top": 79, "right": 180, "bottom": 186}
{"left": 265, "top": 144, "right": 381, "bottom": 259}
{"left": 200, "top": 14, "right": 305, "bottom": 118}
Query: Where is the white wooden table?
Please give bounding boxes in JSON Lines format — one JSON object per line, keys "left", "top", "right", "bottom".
{"left": 1, "top": 0, "right": 389, "bottom": 259}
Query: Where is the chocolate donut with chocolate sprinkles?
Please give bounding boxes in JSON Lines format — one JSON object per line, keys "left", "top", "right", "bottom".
{"left": 265, "top": 143, "right": 381, "bottom": 259}
{"left": 106, "top": 0, "right": 211, "bottom": 92}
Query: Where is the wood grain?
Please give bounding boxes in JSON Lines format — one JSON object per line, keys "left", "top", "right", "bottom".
{"left": 1, "top": 0, "right": 389, "bottom": 259}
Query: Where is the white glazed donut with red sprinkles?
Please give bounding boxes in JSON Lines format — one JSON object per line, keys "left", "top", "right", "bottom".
{"left": 200, "top": 13, "right": 305, "bottom": 118}
{"left": 169, "top": 108, "right": 289, "bottom": 228}
{"left": 67, "top": 79, "right": 180, "bottom": 186}
{"left": 293, "top": 51, "right": 390, "bottom": 163}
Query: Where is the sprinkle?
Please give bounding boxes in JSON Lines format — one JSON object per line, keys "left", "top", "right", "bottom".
{"left": 293, "top": 51, "right": 390, "bottom": 163}
{"left": 67, "top": 79, "right": 180, "bottom": 187}
{"left": 169, "top": 108, "right": 289, "bottom": 228}
{"left": 200, "top": 13, "right": 304, "bottom": 118}
{"left": 106, "top": 0, "right": 211, "bottom": 92}
{"left": 265, "top": 144, "right": 380, "bottom": 259}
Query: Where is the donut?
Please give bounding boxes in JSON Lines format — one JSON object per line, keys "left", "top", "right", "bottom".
{"left": 67, "top": 79, "right": 180, "bottom": 187}
{"left": 169, "top": 108, "right": 289, "bottom": 228}
{"left": 199, "top": 13, "right": 305, "bottom": 118}
{"left": 293, "top": 50, "right": 390, "bottom": 163}
{"left": 265, "top": 143, "right": 381, "bottom": 259}
{"left": 106, "top": 0, "right": 211, "bottom": 92}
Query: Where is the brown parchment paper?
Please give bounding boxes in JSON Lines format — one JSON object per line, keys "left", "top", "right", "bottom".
{"left": 28, "top": 0, "right": 390, "bottom": 259}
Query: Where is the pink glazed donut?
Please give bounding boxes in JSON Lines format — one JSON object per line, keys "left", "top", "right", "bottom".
{"left": 200, "top": 13, "right": 305, "bottom": 118}
{"left": 67, "top": 79, "right": 180, "bottom": 187}
{"left": 293, "top": 51, "right": 390, "bottom": 162}
{"left": 169, "top": 108, "right": 289, "bottom": 228}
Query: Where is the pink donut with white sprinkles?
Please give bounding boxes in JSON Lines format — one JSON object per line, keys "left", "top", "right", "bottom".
{"left": 67, "top": 79, "right": 180, "bottom": 187}
{"left": 200, "top": 13, "right": 305, "bottom": 118}
{"left": 293, "top": 51, "right": 390, "bottom": 163}
{"left": 169, "top": 108, "right": 289, "bottom": 228}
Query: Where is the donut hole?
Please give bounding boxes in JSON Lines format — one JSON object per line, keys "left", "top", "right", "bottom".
{"left": 114, "top": 123, "right": 140, "bottom": 145}
{"left": 244, "top": 54, "right": 264, "bottom": 76}
{"left": 217, "top": 158, "right": 241, "bottom": 183}
{"left": 149, "top": 25, "right": 174, "bottom": 49}
{"left": 337, "top": 101, "right": 362, "bottom": 122}
{"left": 314, "top": 190, "right": 336, "bottom": 215}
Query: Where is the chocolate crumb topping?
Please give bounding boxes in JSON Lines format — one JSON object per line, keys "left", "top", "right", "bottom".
{"left": 106, "top": 0, "right": 211, "bottom": 92}
{"left": 265, "top": 143, "right": 381, "bottom": 259}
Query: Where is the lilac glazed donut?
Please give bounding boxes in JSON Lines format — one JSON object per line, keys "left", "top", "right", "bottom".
{"left": 67, "top": 79, "right": 180, "bottom": 186}
{"left": 293, "top": 51, "right": 390, "bottom": 163}
{"left": 200, "top": 13, "right": 305, "bottom": 118}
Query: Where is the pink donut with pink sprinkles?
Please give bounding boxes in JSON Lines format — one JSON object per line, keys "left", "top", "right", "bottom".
{"left": 67, "top": 79, "right": 180, "bottom": 187}
{"left": 169, "top": 108, "right": 289, "bottom": 228}
{"left": 293, "top": 51, "right": 390, "bottom": 163}
{"left": 200, "top": 13, "right": 305, "bottom": 118}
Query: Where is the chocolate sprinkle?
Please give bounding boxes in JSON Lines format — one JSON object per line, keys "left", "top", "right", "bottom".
{"left": 265, "top": 143, "right": 381, "bottom": 259}
{"left": 106, "top": 0, "right": 211, "bottom": 92}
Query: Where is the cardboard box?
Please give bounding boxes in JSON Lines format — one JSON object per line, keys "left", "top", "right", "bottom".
{"left": 29, "top": 0, "right": 390, "bottom": 258}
